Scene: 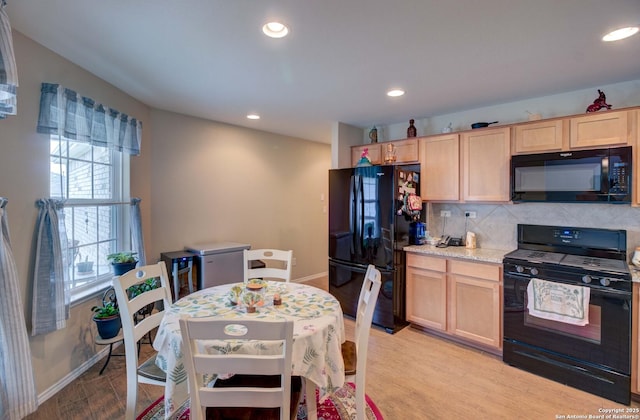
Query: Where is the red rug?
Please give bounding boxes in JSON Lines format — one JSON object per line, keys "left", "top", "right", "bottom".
{"left": 137, "top": 382, "right": 383, "bottom": 420}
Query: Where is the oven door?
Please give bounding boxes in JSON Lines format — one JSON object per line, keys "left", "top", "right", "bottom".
{"left": 503, "top": 273, "right": 631, "bottom": 374}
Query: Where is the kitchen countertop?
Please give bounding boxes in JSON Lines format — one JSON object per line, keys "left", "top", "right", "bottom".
{"left": 403, "top": 245, "right": 508, "bottom": 264}
{"left": 405, "top": 245, "right": 640, "bottom": 283}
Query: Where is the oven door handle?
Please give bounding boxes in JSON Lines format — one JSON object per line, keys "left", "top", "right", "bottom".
{"left": 505, "top": 274, "right": 632, "bottom": 299}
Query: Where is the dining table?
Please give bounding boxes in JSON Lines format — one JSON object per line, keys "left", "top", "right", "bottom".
{"left": 152, "top": 280, "right": 346, "bottom": 419}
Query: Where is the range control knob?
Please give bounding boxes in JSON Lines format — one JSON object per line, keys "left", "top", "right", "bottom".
{"left": 530, "top": 268, "right": 539, "bottom": 276}
{"left": 600, "top": 278, "right": 611, "bottom": 287}
{"left": 515, "top": 265, "right": 524, "bottom": 273}
{"left": 582, "top": 275, "right": 592, "bottom": 284}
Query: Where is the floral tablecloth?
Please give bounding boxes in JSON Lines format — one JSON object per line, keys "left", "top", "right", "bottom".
{"left": 153, "top": 281, "right": 346, "bottom": 419}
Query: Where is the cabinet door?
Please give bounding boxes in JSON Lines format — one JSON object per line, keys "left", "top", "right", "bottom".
{"left": 390, "top": 138, "right": 419, "bottom": 163}
{"left": 449, "top": 274, "right": 501, "bottom": 350}
{"left": 406, "top": 266, "right": 447, "bottom": 331}
{"left": 513, "top": 119, "right": 564, "bottom": 154}
{"left": 351, "top": 144, "right": 382, "bottom": 166}
{"left": 419, "top": 134, "right": 460, "bottom": 201}
{"left": 629, "top": 109, "right": 640, "bottom": 204}
{"left": 461, "top": 127, "right": 511, "bottom": 202}
{"left": 570, "top": 110, "right": 629, "bottom": 149}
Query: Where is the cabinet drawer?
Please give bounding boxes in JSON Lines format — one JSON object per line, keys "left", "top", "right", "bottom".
{"left": 448, "top": 260, "right": 500, "bottom": 282}
{"left": 406, "top": 253, "right": 446, "bottom": 272}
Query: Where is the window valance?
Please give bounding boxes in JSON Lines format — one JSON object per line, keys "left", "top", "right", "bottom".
{"left": 37, "top": 82, "right": 141, "bottom": 155}
{"left": 0, "top": 1, "right": 19, "bottom": 119}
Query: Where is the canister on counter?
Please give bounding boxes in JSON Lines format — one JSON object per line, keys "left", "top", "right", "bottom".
{"left": 465, "top": 232, "right": 477, "bottom": 249}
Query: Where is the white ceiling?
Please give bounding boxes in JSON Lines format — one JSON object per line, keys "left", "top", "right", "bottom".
{"left": 7, "top": 1, "right": 640, "bottom": 144}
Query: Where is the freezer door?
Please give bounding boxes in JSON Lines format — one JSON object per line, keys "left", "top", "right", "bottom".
{"left": 328, "top": 259, "right": 407, "bottom": 333}
{"left": 329, "top": 166, "right": 395, "bottom": 269}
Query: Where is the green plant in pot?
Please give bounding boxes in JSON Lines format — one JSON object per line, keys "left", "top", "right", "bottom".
{"left": 91, "top": 300, "right": 121, "bottom": 339}
{"left": 107, "top": 251, "right": 138, "bottom": 276}
{"left": 127, "top": 277, "right": 160, "bottom": 316}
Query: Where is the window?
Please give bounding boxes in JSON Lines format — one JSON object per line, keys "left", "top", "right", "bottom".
{"left": 50, "top": 135, "right": 130, "bottom": 301}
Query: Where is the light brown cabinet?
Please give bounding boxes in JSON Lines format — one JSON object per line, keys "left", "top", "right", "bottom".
{"left": 406, "top": 254, "right": 447, "bottom": 331}
{"left": 391, "top": 138, "right": 419, "bottom": 163}
{"left": 635, "top": 110, "right": 639, "bottom": 206}
{"left": 448, "top": 260, "right": 502, "bottom": 349}
{"left": 513, "top": 119, "right": 564, "bottom": 154}
{"left": 570, "top": 110, "right": 629, "bottom": 149}
{"left": 351, "top": 144, "right": 382, "bottom": 166}
{"left": 418, "top": 134, "right": 459, "bottom": 201}
{"left": 350, "top": 138, "right": 418, "bottom": 167}
{"left": 461, "top": 127, "right": 511, "bottom": 202}
{"left": 406, "top": 253, "right": 502, "bottom": 353}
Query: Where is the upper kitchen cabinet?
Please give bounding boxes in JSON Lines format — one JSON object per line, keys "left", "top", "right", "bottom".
{"left": 461, "top": 127, "right": 511, "bottom": 202}
{"left": 419, "top": 134, "right": 459, "bottom": 201}
{"left": 351, "top": 144, "right": 382, "bottom": 166}
{"left": 569, "top": 110, "right": 629, "bottom": 149}
{"left": 350, "top": 138, "right": 418, "bottom": 167}
{"left": 513, "top": 119, "right": 564, "bottom": 154}
{"left": 636, "top": 109, "right": 640, "bottom": 206}
{"left": 390, "top": 138, "right": 419, "bottom": 163}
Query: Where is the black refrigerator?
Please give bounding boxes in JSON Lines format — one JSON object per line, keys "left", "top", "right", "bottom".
{"left": 328, "top": 164, "right": 423, "bottom": 333}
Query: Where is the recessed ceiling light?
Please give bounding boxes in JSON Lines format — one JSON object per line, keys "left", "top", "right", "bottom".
{"left": 602, "top": 26, "right": 639, "bottom": 42}
{"left": 247, "top": 114, "right": 260, "bottom": 120}
{"left": 387, "top": 89, "right": 405, "bottom": 97}
{"left": 262, "top": 22, "right": 289, "bottom": 38}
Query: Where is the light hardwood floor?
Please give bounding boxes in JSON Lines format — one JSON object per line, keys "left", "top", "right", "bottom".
{"left": 26, "top": 277, "right": 640, "bottom": 419}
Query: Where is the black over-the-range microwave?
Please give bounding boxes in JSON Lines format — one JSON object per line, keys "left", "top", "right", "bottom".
{"left": 510, "top": 146, "right": 632, "bottom": 203}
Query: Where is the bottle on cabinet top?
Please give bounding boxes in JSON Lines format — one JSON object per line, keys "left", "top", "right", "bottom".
{"left": 407, "top": 119, "right": 417, "bottom": 138}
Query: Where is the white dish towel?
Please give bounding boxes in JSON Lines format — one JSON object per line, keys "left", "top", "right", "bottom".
{"left": 526, "top": 278, "right": 590, "bottom": 326}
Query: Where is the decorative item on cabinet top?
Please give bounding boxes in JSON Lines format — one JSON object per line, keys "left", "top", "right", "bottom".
{"left": 407, "top": 119, "right": 417, "bottom": 137}
{"left": 586, "top": 89, "right": 612, "bottom": 113}
{"left": 369, "top": 126, "right": 378, "bottom": 143}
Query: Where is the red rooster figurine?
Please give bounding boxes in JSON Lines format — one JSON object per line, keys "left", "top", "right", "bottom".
{"left": 586, "top": 89, "right": 612, "bottom": 113}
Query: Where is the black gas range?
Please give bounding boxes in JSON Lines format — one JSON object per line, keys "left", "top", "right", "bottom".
{"left": 503, "top": 224, "right": 633, "bottom": 405}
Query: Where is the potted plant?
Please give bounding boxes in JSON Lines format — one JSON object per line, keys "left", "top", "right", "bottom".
{"left": 91, "top": 300, "right": 121, "bottom": 339}
{"left": 127, "top": 277, "right": 160, "bottom": 316}
{"left": 107, "top": 251, "right": 138, "bottom": 276}
{"left": 76, "top": 252, "right": 94, "bottom": 273}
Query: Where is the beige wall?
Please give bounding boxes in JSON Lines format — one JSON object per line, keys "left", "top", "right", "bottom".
{"left": 148, "top": 109, "right": 331, "bottom": 278}
{"left": 2, "top": 32, "right": 331, "bottom": 399}
{"left": 0, "top": 32, "right": 153, "bottom": 397}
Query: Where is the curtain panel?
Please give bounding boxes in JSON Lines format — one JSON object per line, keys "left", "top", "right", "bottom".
{"left": 31, "top": 199, "right": 69, "bottom": 336}
{"left": 36, "top": 82, "right": 142, "bottom": 155}
{"left": 0, "top": 198, "right": 38, "bottom": 419}
{"left": 130, "top": 198, "right": 146, "bottom": 265}
{"left": 0, "top": 1, "right": 19, "bottom": 119}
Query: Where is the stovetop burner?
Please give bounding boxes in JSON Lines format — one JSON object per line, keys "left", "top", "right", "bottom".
{"left": 561, "top": 254, "right": 629, "bottom": 273}
{"left": 503, "top": 224, "right": 631, "bottom": 282}
{"left": 504, "top": 249, "right": 565, "bottom": 265}
{"left": 504, "top": 249, "right": 631, "bottom": 277}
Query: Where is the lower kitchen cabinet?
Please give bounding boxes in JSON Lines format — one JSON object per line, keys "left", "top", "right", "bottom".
{"left": 406, "top": 254, "right": 447, "bottom": 331}
{"left": 406, "top": 252, "right": 503, "bottom": 354}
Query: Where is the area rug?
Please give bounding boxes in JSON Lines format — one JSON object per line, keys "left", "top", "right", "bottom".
{"left": 137, "top": 382, "right": 383, "bottom": 420}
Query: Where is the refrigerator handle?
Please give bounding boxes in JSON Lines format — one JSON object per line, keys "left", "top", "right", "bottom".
{"left": 359, "top": 175, "right": 365, "bottom": 258}
{"left": 349, "top": 175, "right": 356, "bottom": 255}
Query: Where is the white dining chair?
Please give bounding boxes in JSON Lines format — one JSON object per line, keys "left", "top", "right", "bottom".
{"left": 179, "top": 317, "right": 299, "bottom": 420}
{"left": 243, "top": 248, "right": 293, "bottom": 283}
{"left": 343, "top": 264, "right": 381, "bottom": 420}
{"left": 307, "top": 264, "right": 381, "bottom": 420}
{"left": 112, "top": 261, "right": 173, "bottom": 420}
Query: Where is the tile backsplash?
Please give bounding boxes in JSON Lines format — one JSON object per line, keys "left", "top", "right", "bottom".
{"left": 427, "top": 202, "right": 640, "bottom": 261}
